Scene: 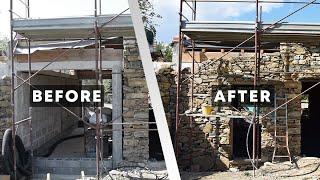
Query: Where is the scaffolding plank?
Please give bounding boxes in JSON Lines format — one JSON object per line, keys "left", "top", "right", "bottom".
{"left": 15, "top": 60, "right": 121, "bottom": 71}
{"left": 184, "top": 0, "right": 320, "bottom": 4}
{"left": 12, "top": 15, "right": 134, "bottom": 40}
{"left": 182, "top": 21, "right": 320, "bottom": 42}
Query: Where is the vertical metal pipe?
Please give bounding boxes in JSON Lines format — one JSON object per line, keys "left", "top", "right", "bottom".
{"left": 192, "top": 1, "right": 197, "bottom": 20}
{"left": 99, "top": 0, "right": 102, "bottom": 15}
{"left": 189, "top": 1, "right": 197, "bottom": 168}
{"left": 26, "top": 0, "right": 30, "bottom": 18}
{"left": 28, "top": 39, "right": 33, "bottom": 159}
{"left": 190, "top": 0, "right": 196, "bottom": 110}
{"left": 253, "top": 0, "right": 260, "bottom": 176}
{"left": 94, "top": 0, "right": 101, "bottom": 178}
{"left": 94, "top": 0, "right": 98, "bottom": 18}
{"left": 98, "top": 33, "right": 103, "bottom": 174}
{"left": 191, "top": 43, "right": 195, "bottom": 112}
{"left": 82, "top": 105, "right": 86, "bottom": 154}
{"left": 9, "top": 0, "right": 17, "bottom": 179}
{"left": 256, "top": 5, "right": 262, "bottom": 166}
{"left": 175, "top": 0, "right": 184, "bottom": 158}
{"left": 94, "top": 23, "right": 101, "bottom": 179}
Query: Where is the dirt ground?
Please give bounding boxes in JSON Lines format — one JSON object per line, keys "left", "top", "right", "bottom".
{"left": 181, "top": 157, "right": 320, "bottom": 180}
{"left": 97, "top": 157, "right": 320, "bottom": 179}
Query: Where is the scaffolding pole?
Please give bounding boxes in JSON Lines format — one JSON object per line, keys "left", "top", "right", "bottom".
{"left": 189, "top": 0, "right": 197, "bottom": 169}
{"left": 94, "top": 0, "right": 102, "bottom": 178}
{"left": 252, "top": 0, "right": 260, "bottom": 175}
{"left": 176, "top": 0, "right": 184, "bottom": 159}
{"left": 9, "top": 0, "right": 16, "bottom": 178}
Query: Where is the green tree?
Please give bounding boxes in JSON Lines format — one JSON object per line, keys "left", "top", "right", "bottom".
{"left": 0, "top": 37, "right": 8, "bottom": 52}
{"left": 155, "top": 42, "right": 173, "bottom": 62}
{"left": 139, "top": 0, "right": 162, "bottom": 36}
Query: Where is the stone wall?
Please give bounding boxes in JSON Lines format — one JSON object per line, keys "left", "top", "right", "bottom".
{"left": 156, "top": 43, "right": 320, "bottom": 171}
{"left": 155, "top": 65, "right": 176, "bottom": 130}
{"left": 122, "top": 37, "right": 149, "bottom": 162}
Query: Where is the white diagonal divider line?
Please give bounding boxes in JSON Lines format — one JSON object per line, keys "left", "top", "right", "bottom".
{"left": 128, "top": 1, "right": 181, "bottom": 179}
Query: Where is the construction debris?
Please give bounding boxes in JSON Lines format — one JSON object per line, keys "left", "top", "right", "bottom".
{"left": 103, "top": 167, "right": 168, "bottom": 180}
{"left": 181, "top": 157, "right": 320, "bottom": 180}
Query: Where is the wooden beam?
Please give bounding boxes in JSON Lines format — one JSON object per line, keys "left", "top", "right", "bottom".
{"left": 16, "top": 48, "right": 123, "bottom": 63}
{"left": 75, "top": 70, "right": 112, "bottom": 79}
{"left": 15, "top": 60, "right": 121, "bottom": 71}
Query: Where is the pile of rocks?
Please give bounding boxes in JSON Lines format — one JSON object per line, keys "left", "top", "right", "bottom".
{"left": 105, "top": 167, "right": 168, "bottom": 180}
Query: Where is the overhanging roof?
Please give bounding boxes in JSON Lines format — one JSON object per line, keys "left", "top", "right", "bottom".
{"left": 12, "top": 14, "right": 134, "bottom": 40}
{"left": 182, "top": 21, "right": 320, "bottom": 43}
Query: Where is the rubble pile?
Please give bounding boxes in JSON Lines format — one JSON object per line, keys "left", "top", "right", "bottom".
{"left": 104, "top": 167, "right": 168, "bottom": 180}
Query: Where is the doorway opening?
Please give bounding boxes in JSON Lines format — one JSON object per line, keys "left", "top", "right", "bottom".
{"left": 301, "top": 81, "right": 320, "bottom": 157}
{"left": 231, "top": 118, "right": 261, "bottom": 160}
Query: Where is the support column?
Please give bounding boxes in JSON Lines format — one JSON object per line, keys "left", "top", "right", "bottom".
{"left": 112, "top": 64, "right": 123, "bottom": 168}
{"left": 122, "top": 37, "right": 149, "bottom": 162}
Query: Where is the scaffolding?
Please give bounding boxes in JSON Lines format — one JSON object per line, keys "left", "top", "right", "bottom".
{"left": 9, "top": 0, "right": 117, "bottom": 177}
{"left": 176, "top": 0, "right": 320, "bottom": 175}
{"left": 8, "top": 0, "right": 182, "bottom": 179}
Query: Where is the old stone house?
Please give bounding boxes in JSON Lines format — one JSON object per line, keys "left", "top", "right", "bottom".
{"left": 157, "top": 42, "right": 320, "bottom": 171}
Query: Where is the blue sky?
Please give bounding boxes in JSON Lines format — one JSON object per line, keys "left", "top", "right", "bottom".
{"left": 0, "top": 0, "right": 319, "bottom": 43}
{"left": 154, "top": 1, "right": 320, "bottom": 43}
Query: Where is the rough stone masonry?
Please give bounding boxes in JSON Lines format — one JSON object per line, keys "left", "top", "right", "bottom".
{"left": 122, "top": 37, "right": 150, "bottom": 162}
{"left": 156, "top": 43, "right": 320, "bottom": 171}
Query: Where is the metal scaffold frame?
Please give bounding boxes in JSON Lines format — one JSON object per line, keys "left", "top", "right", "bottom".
{"left": 176, "top": 0, "right": 319, "bottom": 175}
{"left": 9, "top": 1, "right": 181, "bottom": 180}
{"left": 9, "top": 0, "right": 113, "bottom": 178}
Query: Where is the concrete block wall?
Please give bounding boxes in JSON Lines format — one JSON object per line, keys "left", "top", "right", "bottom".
{"left": 122, "top": 37, "right": 149, "bottom": 162}
{"left": 15, "top": 72, "right": 80, "bottom": 149}
{"left": 33, "top": 157, "right": 112, "bottom": 175}
{"left": 0, "top": 76, "right": 12, "bottom": 145}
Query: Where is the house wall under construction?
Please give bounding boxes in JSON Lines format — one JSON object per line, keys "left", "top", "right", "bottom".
{"left": 157, "top": 42, "right": 320, "bottom": 171}
{"left": 0, "top": 37, "right": 155, "bottom": 175}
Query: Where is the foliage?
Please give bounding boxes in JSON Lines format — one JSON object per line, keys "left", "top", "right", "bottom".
{"left": 138, "top": 0, "right": 162, "bottom": 36}
{"left": 103, "top": 79, "right": 112, "bottom": 93}
{"left": 103, "top": 79, "right": 112, "bottom": 103}
{"left": 0, "top": 37, "right": 8, "bottom": 52}
{"left": 155, "top": 42, "right": 173, "bottom": 62}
